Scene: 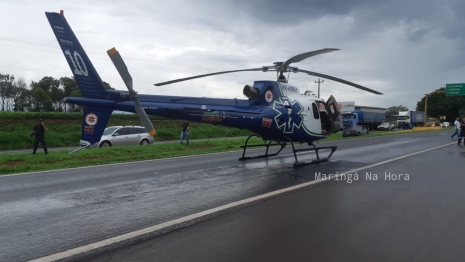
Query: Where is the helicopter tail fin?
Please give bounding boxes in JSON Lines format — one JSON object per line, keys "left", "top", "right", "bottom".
{"left": 45, "top": 11, "right": 107, "bottom": 99}
{"left": 46, "top": 11, "right": 113, "bottom": 146}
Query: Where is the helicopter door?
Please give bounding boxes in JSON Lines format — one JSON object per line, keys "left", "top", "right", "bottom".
{"left": 325, "top": 95, "right": 342, "bottom": 133}
{"left": 301, "top": 100, "right": 321, "bottom": 135}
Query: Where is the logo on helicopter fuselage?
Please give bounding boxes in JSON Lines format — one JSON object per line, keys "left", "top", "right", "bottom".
{"left": 272, "top": 97, "right": 303, "bottom": 134}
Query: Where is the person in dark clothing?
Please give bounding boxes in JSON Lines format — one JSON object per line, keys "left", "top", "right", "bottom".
{"left": 32, "top": 119, "right": 48, "bottom": 154}
{"left": 457, "top": 118, "right": 465, "bottom": 146}
{"left": 180, "top": 121, "right": 190, "bottom": 144}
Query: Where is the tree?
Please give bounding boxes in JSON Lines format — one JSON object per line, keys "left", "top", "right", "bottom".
{"left": 12, "top": 77, "right": 30, "bottom": 111}
{"left": 31, "top": 76, "right": 62, "bottom": 111}
{"left": 416, "top": 88, "right": 465, "bottom": 122}
{"left": 60, "top": 76, "right": 78, "bottom": 97}
{"left": 31, "top": 87, "right": 53, "bottom": 111}
{"left": 385, "top": 105, "right": 409, "bottom": 116}
{"left": 459, "top": 109, "right": 465, "bottom": 119}
{"left": 0, "top": 74, "right": 15, "bottom": 111}
{"left": 103, "top": 81, "right": 115, "bottom": 90}
{"left": 68, "top": 89, "right": 82, "bottom": 112}
{"left": 60, "top": 76, "right": 80, "bottom": 112}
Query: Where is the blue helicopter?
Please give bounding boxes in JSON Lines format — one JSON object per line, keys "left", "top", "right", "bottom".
{"left": 46, "top": 11, "right": 382, "bottom": 167}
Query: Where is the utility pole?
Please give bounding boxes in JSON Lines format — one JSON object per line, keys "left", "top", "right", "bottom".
{"left": 315, "top": 78, "right": 324, "bottom": 98}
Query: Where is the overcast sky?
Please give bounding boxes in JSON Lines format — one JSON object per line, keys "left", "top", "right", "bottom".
{"left": 1, "top": 0, "right": 464, "bottom": 110}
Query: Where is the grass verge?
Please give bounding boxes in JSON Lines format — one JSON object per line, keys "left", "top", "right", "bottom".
{"left": 0, "top": 127, "right": 451, "bottom": 175}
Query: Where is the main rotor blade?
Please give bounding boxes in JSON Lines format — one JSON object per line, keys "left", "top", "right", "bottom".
{"left": 107, "top": 47, "right": 156, "bottom": 136}
{"left": 298, "top": 69, "right": 383, "bottom": 95}
{"left": 154, "top": 68, "right": 265, "bottom": 86}
{"left": 284, "top": 48, "right": 340, "bottom": 66}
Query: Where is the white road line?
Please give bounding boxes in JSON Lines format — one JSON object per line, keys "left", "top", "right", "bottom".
{"left": 29, "top": 142, "right": 456, "bottom": 262}
{"left": 394, "top": 137, "right": 412, "bottom": 141}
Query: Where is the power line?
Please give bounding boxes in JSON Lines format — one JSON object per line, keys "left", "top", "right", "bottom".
{"left": 0, "top": 41, "right": 273, "bottom": 83}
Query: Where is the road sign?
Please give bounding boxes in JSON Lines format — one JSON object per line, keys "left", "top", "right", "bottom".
{"left": 446, "top": 83, "right": 465, "bottom": 96}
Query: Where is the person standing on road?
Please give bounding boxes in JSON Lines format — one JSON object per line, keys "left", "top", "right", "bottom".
{"left": 32, "top": 119, "right": 48, "bottom": 154}
{"left": 451, "top": 117, "right": 460, "bottom": 140}
{"left": 180, "top": 121, "right": 190, "bottom": 144}
{"left": 457, "top": 117, "right": 465, "bottom": 146}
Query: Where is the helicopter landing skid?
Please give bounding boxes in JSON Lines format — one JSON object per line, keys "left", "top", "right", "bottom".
{"left": 238, "top": 135, "right": 287, "bottom": 161}
{"left": 285, "top": 137, "right": 337, "bottom": 168}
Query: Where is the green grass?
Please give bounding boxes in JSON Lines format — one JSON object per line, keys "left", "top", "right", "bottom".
{"left": 0, "top": 119, "right": 252, "bottom": 150}
{"left": 0, "top": 127, "right": 451, "bottom": 175}
{"left": 0, "top": 137, "right": 263, "bottom": 175}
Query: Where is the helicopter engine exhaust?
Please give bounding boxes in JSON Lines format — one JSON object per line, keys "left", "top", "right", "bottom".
{"left": 243, "top": 85, "right": 259, "bottom": 99}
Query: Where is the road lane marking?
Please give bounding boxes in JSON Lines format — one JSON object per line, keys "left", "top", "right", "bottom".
{"left": 29, "top": 142, "right": 456, "bottom": 262}
{"left": 394, "top": 137, "right": 412, "bottom": 141}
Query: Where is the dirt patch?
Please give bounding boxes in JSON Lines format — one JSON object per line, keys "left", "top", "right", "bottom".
{"left": 1, "top": 160, "right": 25, "bottom": 168}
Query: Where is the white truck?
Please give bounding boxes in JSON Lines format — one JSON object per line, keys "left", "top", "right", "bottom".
{"left": 396, "top": 111, "right": 425, "bottom": 128}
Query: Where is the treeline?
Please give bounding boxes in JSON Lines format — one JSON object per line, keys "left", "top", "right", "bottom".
{"left": 0, "top": 73, "right": 113, "bottom": 112}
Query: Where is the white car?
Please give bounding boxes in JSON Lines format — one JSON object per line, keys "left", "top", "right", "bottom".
{"left": 80, "top": 126, "right": 155, "bottom": 148}
{"left": 378, "top": 122, "right": 395, "bottom": 131}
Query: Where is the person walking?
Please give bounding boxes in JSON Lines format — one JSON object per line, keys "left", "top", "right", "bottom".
{"left": 451, "top": 117, "right": 460, "bottom": 140}
{"left": 457, "top": 117, "right": 465, "bottom": 146}
{"left": 32, "top": 119, "right": 48, "bottom": 154}
{"left": 180, "top": 121, "right": 190, "bottom": 144}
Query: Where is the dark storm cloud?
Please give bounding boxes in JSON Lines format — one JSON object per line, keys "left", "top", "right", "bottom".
{"left": 2, "top": 0, "right": 465, "bottom": 110}
{"left": 224, "top": 0, "right": 370, "bottom": 23}
{"left": 190, "top": 0, "right": 465, "bottom": 40}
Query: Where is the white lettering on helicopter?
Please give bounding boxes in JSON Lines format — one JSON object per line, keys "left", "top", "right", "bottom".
{"left": 64, "top": 50, "right": 88, "bottom": 76}
{"left": 84, "top": 125, "right": 95, "bottom": 134}
{"left": 280, "top": 84, "right": 299, "bottom": 93}
{"left": 60, "top": 38, "right": 73, "bottom": 45}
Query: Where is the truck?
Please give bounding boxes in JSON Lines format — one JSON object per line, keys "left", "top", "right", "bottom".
{"left": 396, "top": 111, "right": 425, "bottom": 128}
{"left": 342, "top": 110, "right": 386, "bottom": 130}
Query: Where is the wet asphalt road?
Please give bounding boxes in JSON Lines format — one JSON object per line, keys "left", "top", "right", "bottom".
{"left": 0, "top": 130, "right": 459, "bottom": 261}
{"left": 90, "top": 143, "right": 465, "bottom": 262}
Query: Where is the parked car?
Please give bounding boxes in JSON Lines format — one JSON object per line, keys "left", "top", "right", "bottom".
{"left": 378, "top": 122, "right": 395, "bottom": 131}
{"left": 342, "top": 125, "right": 369, "bottom": 137}
{"left": 80, "top": 126, "right": 154, "bottom": 148}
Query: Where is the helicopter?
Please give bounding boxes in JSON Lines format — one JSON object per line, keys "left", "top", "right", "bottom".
{"left": 46, "top": 10, "right": 382, "bottom": 167}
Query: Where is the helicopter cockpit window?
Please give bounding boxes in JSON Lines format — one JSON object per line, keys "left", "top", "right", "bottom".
{"left": 243, "top": 85, "right": 259, "bottom": 99}
{"left": 312, "top": 103, "right": 320, "bottom": 119}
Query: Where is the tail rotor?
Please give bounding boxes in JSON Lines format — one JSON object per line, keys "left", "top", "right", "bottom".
{"left": 107, "top": 48, "right": 156, "bottom": 136}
